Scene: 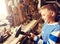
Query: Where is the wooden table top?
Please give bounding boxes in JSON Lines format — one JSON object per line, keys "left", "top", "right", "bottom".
{"left": 3, "top": 20, "right": 37, "bottom": 44}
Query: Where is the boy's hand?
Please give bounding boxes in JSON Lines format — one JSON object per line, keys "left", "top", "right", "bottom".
{"left": 29, "top": 33, "right": 36, "bottom": 39}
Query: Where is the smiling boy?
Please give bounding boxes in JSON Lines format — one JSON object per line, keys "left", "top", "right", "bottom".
{"left": 30, "top": 4, "right": 60, "bottom": 44}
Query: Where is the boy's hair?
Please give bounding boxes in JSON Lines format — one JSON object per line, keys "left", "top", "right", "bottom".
{"left": 40, "top": 4, "right": 58, "bottom": 14}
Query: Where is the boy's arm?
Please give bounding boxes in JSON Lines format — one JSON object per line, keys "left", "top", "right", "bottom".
{"left": 48, "top": 31, "right": 60, "bottom": 44}
{"left": 32, "top": 33, "right": 43, "bottom": 44}
{"left": 30, "top": 32, "right": 42, "bottom": 41}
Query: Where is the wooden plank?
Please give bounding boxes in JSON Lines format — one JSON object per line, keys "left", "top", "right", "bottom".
{"left": 3, "top": 20, "right": 37, "bottom": 44}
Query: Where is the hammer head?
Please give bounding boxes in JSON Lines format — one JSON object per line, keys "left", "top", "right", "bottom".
{"left": 15, "top": 27, "right": 21, "bottom": 37}
{"left": 15, "top": 27, "right": 31, "bottom": 37}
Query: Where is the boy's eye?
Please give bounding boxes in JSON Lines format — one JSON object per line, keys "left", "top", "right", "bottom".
{"left": 42, "top": 14, "right": 45, "bottom": 16}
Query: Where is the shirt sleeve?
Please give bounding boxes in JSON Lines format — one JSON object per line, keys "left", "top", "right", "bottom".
{"left": 47, "top": 31, "right": 60, "bottom": 44}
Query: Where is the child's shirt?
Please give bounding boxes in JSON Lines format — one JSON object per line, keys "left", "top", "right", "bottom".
{"left": 41, "top": 22, "right": 60, "bottom": 44}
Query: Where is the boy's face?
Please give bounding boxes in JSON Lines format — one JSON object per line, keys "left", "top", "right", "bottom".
{"left": 40, "top": 8, "right": 52, "bottom": 22}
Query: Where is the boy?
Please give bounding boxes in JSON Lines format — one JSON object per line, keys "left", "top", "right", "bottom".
{"left": 30, "top": 4, "right": 60, "bottom": 44}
